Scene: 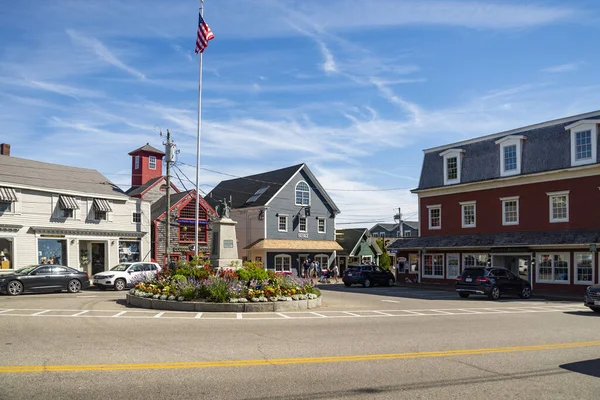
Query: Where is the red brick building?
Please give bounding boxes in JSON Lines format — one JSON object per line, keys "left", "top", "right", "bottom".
{"left": 389, "top": 111, "right": 600, "bottom": 294}
{"left": 126, "top": 144, "right": 216, "bottom": 265}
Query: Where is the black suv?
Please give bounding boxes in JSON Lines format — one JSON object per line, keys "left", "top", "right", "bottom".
{"left": 584, "top": 284, "right": 600, "bottom": 313}
{"left": 342, "top": 264, "right": 395, "bottom": 288}
{"left": 455, "top": 267, "right": 532, "bottom": 300}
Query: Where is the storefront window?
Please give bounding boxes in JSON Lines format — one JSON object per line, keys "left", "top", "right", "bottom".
{"left": 409, "top": 254, "right": 418, "bottom": 274}
{"left": 574, "top": 253, "right": 593, "bottom": 284}
{"left": 0, "top": 238, "right": 14, "bottom": 269}
{"left": 537, "top": 253, "right": 569, "bottom": 283}
{"left": 119, "top": 241, "right": 141, "bottom": 262}
{"left": 463, "top": 254, "right": 488, "bottom": 268}
{"left": 38, "top": 239, "right": 67, "bottom": 266}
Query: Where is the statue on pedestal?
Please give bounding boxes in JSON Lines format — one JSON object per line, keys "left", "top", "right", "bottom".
{"left": 216, "top": 198, "right": 231, "bottom": 219}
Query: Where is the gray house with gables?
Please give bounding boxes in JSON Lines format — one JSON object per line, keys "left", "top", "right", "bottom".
{"left": 205, "top": 164, "right": 342, "bottom": 274}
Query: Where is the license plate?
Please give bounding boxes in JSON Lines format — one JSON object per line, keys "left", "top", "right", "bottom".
{"left": 594, "top": 301, "right": 600, "bottom": 306}
{"left": 347, "top": 273, "right": 353, "bottom": 276}
{"left": 465, "top": 278, "right": 472, "bottom": 282}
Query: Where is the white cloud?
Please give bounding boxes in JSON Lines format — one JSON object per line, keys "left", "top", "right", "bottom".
{"left": 317, "top": 40, "right": 337, "bottom": 73}
{"left": 541, "top": 62, "right": 583, "bottom": 73}
{"left": 66, "top": 29, "right": 146, "bottom": 79}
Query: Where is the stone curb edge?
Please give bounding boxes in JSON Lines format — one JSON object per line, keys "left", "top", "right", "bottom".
{"left": 126, "top": 293, "right": 322, "bottom": 312}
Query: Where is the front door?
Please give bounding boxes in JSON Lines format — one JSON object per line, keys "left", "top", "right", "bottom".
{"left": 91, "top": 243, "right": 106, "bottom": 275}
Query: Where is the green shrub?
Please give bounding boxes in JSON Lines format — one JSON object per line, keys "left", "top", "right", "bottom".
{"left": 305, "top": 287, "right": 321, "bottom": 297}
{"left": 237, "top": 261, "right": 268, "bottom": 282}
{"left": 174, "top": 265, "right": 213, "bottom": 280}
{"left": 172, "top": 274, "right": 187, "bottom": 284}
{"left": 207, "top": 277, "right": 230, "bottom": 303}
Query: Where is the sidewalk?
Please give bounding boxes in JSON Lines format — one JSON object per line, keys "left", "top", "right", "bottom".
{"left": 393, "top": 281, "right": 584, "bottom": 302}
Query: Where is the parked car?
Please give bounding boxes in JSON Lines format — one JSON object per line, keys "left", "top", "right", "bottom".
{"left": 342, "top": 264, "right": 395, "bottom": 288}
{"left": 584, "top": 284, "right": 600, "bottom": 313}
{"left": 455, "top": 267, "right": 532, "bottom": 300}
{"left": 93, "top": 262, "right": 161, "bottom": 291}
{"left": 0, "top": 265, "right": 90, "bottom": 296}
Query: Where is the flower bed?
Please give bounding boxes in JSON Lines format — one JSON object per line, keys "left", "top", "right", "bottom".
{"left": 129, "top": 260, "right": 321, "bottom": 305}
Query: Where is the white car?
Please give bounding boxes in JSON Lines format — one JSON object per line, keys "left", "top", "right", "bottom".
{"left": 93, "top": 262, "right": 161, "bottom": 291}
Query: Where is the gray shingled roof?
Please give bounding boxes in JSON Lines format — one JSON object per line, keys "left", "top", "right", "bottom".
{"left": 417, "top": 111, "right": 600, "bottom": 191}
{"left": 371, "top": 221, "right": 419, "bottom": 231}
{"left": 151, "top": 191, "right": 193, "bottom": 221}
{"left": 387, "top": 229, "right": 600, "bottom": 249}
{"left": 0, "top": 155, "right": 127, "bottom": 199}
{"left": 126, "top": 176, "right": 164, "bottom": 196}
{"left": 128, "top": 143, "right": 165, "bottom": 155}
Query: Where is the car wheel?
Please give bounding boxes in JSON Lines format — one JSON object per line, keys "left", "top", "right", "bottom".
{"left": 344, "top": 282, "right": 351, "bottom": 287}
{"left": 363, "top": 278, "right": 371, "bottom": 288}
{"left": 488, "top": 286, "right": 500, "bottom": 300}
{"left": 519, "top": 285, "right": 532, "bottom": 299}
{"left": 590, "top": 307, "right": 600, "bottom": 313}
{"left": 7, "top": 280, "right": 23, "bottom": 296}
{"left": 458, "top": 292, "right": 470, "bottom": 298}
{"left": 114, "top": 279, "right": 127, "bottom": 291}
{"left": 67, "top": 279, "right": 82, "bottom": 293}
{"left": 387, "top": 278, "right": 395, "bottom": 287}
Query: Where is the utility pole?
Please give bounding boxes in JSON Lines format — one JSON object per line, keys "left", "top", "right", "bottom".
{"left": 398, "top": 207, "right": 403, "bottom": 238}
{"left": 163, "top": 129, "right": 175, "bottom": 267}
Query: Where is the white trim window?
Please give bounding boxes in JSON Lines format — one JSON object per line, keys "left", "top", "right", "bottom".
{"left": 501, "top": 196, "right": 519, "bottom": 226}
{"left": 446, "top": 253, "right": 460, "bottom": 279}
{"left": 134, "top": 155, "right": 140, "bottom": 170}
{"left": 314, "top": 254, "right": 329, "bottom": 269}
{"left": 317, "top": 218, "right": 326, "bottom": 233}
{"left": 132, "top": 212, "right": 141, "bottom": 224}
{"left": 149, "top": 156, "right": 157, "bottom": 170}
{"left": 574, "top": 252, "right": 594, "bottom": 285}
{"left": 440, "top": 149, "right": 464, "bottom": 185}
{"left": 547, "top": 191, "right": 569, "bottom": 223}
{"left": 565, "top": 120, "right": 599, "bottom": 167}
{"left": 427, "top": 205, "right": 441, "bottom": 230}
{"left": 537, "top": 253, "right": 569, "bottom": 283}
{"left": 274, "top": 254, "right": 292, "bottom": 273}
{"left": 463, "top": 253, "right": 488, "bottom": 268}
{"left": 299, "top": 216, "right": 307, "bottom": 232}
{"left": 460, "top": 201, "right": 476, "bottom": 228}
{"left": 495, "top": 135, "right": 525, "bottom": 177}
{"left": 423, "top": 254, "right": 444, "bottom": 278}
{"left": 295, "top": 181, "right": 310, "bottom": 206}
{"left": 278, "top": 215, "right": 288, "bottom": 232}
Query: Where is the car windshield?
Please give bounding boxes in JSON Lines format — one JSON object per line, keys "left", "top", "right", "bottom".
{"left": 15, "top": 265, "right": 39, "bottom": 275}
{"left": 110, "top": 263, "right": 131, "bottom": 272}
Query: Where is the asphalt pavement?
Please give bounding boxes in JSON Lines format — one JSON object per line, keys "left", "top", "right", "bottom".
{"left": 0, "top": 284, "right": 598, "bottom": 400}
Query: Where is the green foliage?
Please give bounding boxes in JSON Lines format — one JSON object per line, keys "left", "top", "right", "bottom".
{"left": 206, "top": 277, "right": 229, "bottom": 303}
{"left": 174, "top": 265, "right": 213, "bottom": 280}
{"left": 172, "top": 274, "right": 187, "bottom": 284}
{"left": 305, "top": 286, "right": 321, "bottom": 297}
{"left": 376, "top": 238, "right": 392, "bottom": 270}
{"left": 236, "top": 261, "right": 268, "bottom": 282}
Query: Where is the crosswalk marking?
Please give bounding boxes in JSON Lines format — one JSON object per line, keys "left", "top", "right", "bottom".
{"left": 0, "top": 304, "right": 587, "bottom": 321}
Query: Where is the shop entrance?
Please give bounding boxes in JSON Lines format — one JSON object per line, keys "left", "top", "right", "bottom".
{"left": 492, "top": 254, "right": 531, "bottom": 282}
{"left": 91, "top": 243, "right": 106, "bottom": 275}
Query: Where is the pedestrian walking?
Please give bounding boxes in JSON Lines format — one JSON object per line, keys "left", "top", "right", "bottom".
{"left": 332, "top": 264, "right": 339, "bottom": 283}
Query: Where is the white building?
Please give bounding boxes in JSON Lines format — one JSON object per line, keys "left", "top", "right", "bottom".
{"left": 0, "top": 144, "right": 151, "bottom": 276}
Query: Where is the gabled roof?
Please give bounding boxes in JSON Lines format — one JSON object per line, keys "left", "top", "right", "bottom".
{"left": 417, "top": 110, "right": 600, "bottom": 191}
{"left": 128, "top": 143, "right": 165, "bottom": 156}
{"left": 371, "top": 221, "right": 419, "bottom": 232}
{"left": 336, "top": 228, "right": 382, "bottom": 256}
{"left": 0, "top": 154, "right": 127, "bottom": 199}
{"left": 403, "top": 221, "right": 419, "bottom": 230}
{"left": 126, "top": 176, "right": 163, "bottom": 196}
{"left": 204, "top": 164, "right": 340, "bottom": 213}
{"left": 151, "top": 190, "right": 217, "bottom": 221}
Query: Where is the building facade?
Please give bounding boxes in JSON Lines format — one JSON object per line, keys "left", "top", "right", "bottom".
{"left": 335, "top": 228, "right": 382, "bottom": 274}
{"left": 126, "top": 144, "right": 216, "bottom": 265}
{"left": 370, "top": 222, "right": 419, "bottom": 239}
{"left": 205, "top": 164, "right": 342, "bottom": 274}
{"left": 0, "top": 144, "right": 151, "bottom": 276}
{"left": 388, "top": 111, "right": 600, "bottom": 294}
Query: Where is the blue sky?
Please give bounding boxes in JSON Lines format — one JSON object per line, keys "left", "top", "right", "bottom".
{"left": 1, "top": 0, "right": 599, "bottom": 227}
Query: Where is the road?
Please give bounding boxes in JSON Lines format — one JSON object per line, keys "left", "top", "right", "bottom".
{"left": 0, "top": 284, "right": 598, "bottom": 400}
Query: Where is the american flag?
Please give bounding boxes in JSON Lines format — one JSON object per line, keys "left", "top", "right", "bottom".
{"left": 195, "top": 11, "right": 214, "bottom": 54}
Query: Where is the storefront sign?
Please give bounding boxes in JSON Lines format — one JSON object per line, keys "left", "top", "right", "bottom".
{"left": 490, "top": 247, "right": 530, "bottom": 253}
{"left": 173, "top": 245, "right": 193, "bottom": 252}
{"left": 298, "top": 233, "right": 309, "bottom": 239}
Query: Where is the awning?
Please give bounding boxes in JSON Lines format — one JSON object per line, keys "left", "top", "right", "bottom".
{"left": 244, "top": 239, "right": 343, "bottom": 251}
{"left": 58, "top": 195, "right": 80, "bottom": 210}
{"left": 92, "top": 198, "right": 113, "bottom": 212}
{"left": 0, "top": 187, "right": 18, "bottom": 202}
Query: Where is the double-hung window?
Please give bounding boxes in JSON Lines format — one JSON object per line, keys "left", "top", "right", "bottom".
{"left": 295, "top": 181, "right": 310, "bottom": 206}
{"left": 278, "top": 215, "right": 288, "bottom": 232}
{"left": 427, "top": 205, "right": 441, "bottom": 230}
{"left": 149, "top": 156, "right": 157, "bottom": 170}
{"left": 547, "top": 191, "right": 569, "bottom": 223}
{"left": 317, "top": 218, "right": 326, "bottom": 233}
{"left": 423, "top": 254, "right": 444, "bottom": 278}
{"left": 440, "top": 149, "right": 464, "bottom": 185}
{"left": 565, "top": 120, "right": 598, "bottom": 167}
{"left": 274, "top": 254, "right": 292, "bottom": 273}
{"left": 460, "top": 201, "right": 476, "bottom": 228}
{"left": 574, "top": 252, "right": 594, "bottom": 285}
{"left": 299, "top": 217, "right": 307, "bottom": 232}
{"left": 500, "top": 196, "right": 519, "bottom": 226}
{"left": 537, "top": 253, "right": 569, "bottom": 283}
{"left": 134, "top": 156, "right": 140, "bottom": 170}
{"left": 495, "top": 135, "right": 525, "bottom": 177}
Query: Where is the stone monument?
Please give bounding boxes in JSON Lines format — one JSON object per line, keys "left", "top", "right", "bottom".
{"left": 210, "top": 199, "right": 243, "bottom": 270}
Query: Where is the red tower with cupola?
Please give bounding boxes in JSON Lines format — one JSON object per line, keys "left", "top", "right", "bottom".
{"left": 128, "top": 143, "right": 165, "bottom": 189}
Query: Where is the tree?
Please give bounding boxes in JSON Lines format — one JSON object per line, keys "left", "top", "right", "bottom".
{"left": 376, "top": 238, "right": 391, "bottom": 270}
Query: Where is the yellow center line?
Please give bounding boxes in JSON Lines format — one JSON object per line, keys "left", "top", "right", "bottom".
{"left": 1, "top": 340, "right": 599, "bottom": 374}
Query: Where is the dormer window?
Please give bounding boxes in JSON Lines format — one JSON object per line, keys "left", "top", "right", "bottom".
{"left": 565, "top": 120, "right": 598, "bottom": 167}
{"left": 495, "top": 135, "right": 525, "bottom": 177}
{"left": 439, "top": 149, "right": 464, "bottom": 185}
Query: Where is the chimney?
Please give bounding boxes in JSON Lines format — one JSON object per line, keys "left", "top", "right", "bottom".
{"left": 0, "top": 144, "right": 10, "bottom": 156}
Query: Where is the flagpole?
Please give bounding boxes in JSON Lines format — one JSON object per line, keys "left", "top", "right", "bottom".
{"left": 194, "top": 0, "right": 204, "bottom": 261}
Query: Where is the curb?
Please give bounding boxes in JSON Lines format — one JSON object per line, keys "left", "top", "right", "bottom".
{"left": 126, "top": 293, "right": 322, "bottom": 312}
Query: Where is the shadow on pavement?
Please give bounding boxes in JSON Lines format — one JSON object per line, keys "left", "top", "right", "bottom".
{"left": 317, "top": 284, "right": 575, "bottom": 303}
{"left": 563, "top": 311, "right": 600, "bottom": 317}
{"left": 560, "top": 359, "right": 600, "bottom": 378}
